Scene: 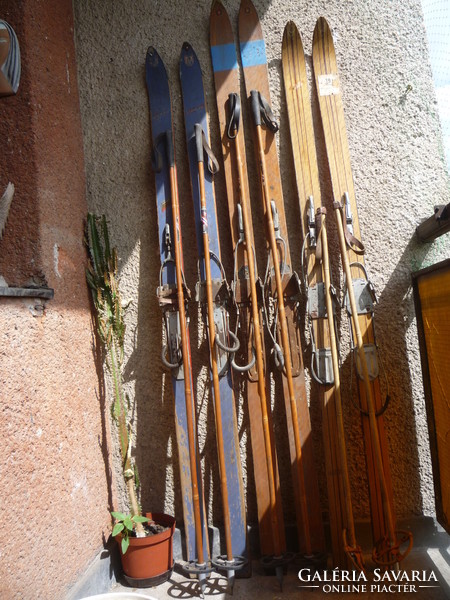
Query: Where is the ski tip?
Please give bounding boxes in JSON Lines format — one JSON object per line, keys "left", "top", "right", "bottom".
{"left": 313, "top": 16, "right": 331, "bottom": 41}
{"left": 179, "top": 41, "right": 200, "bottom": 75}
{"left": 282, "top": 20, "right": 300, "bottom": 45}
{"left": 146, "top": 45, "right": 160, "bottom": 64}
{"left": 238, "top": 0, "right": 261, "bottom": 42}
{"left": 239, "top": 0, "right": 256, "bottom": 14}
{"left": 210, "top": 0, "right": 234, "bottom": 48}
{"left": 239, "top": 0, "right": 257, "bottom": 23}
{"left": 181, "top": 41, "right": 193, "bottom": 54}
{"left": 210, "top": 0, "right": 225, "bottom": 16}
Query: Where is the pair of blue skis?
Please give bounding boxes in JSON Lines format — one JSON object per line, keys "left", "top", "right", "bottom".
{"left": 146, "top": 39, "right": 248, "bottom": 596}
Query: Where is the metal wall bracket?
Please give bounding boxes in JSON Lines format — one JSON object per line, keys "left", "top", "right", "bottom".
{"left": 0, "top": 286, "right": 54, "bottom": 299}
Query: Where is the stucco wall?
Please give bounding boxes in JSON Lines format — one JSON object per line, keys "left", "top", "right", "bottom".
{"left": 0, "top": 2, "right": 114, "bottom": 599}
{"left": 73, "top": 0, "right": 449, "bottom": 553}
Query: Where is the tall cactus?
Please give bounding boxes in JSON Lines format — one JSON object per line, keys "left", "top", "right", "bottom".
{"left": 85, "top": 213, "right": 144, "bottom": 535}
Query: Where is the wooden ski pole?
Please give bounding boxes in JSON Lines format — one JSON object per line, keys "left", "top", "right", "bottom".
{"left": 165, "top": 131, "right": 209, "bottom": 595}
{"left": 249, "top": 90, "right": 312, "bottom": 557}
{"left": 333, "top": 200, "right": 412, "bottom": 567}
{"left": 194, "top": 124, "right": 236, "bottom": 592}
{"left": 317, "top": 208, "right": 364, "bottom": 572}
{"left": 227, "top": 94, "right": 287, "bottom": 585}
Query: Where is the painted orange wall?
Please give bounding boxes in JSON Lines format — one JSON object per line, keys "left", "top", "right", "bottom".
{"left": 0, "top": 1, "right": 113, "bottom": 598}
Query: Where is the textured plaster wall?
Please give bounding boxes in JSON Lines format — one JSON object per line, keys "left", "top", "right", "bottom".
{"left": 73, "top": 0, "right": 449, "bottom": 539}
{"left": 0, "top": 1, "right": 114, "bottom": 599}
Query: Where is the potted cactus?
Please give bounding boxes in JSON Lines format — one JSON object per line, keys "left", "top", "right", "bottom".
{"left": 85, "top": 213, "right": 175, "bottom": 586}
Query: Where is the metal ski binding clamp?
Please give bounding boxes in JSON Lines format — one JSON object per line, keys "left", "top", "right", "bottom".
{"left": 273, "top": 342, "right": 285, "bottom": 371}
{"left": 308, "top": 282, "right": 327, "bottom": 319}
{"left": 311, "top": 347, "right": 334, "bottom": 385}
{"left": 307, "top": 282, "right": 335, "bottom": 385}
{"left": 269, "top": 200, "right": 289, "bottom": 279}
{"left": 161, "top": 311, "right": 184, "bottom": 377}
{"left": 344, "top": 263, "right": 377, "bottom": 316}
{"left": 343, "top": 191, "right": 353, "bottom": 235}
{"left": 237, "top": 202, "right": 244, "bottom": 241}
{"left": 307, "top": 195, "right": 317, "bottom": 248}
{"left": 271, "top": 200, "right": 281, "bottom": 241}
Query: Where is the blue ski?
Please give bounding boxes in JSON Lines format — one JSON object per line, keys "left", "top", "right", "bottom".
{"left": 179, "top": 42, "right": 250, "bottom": 586}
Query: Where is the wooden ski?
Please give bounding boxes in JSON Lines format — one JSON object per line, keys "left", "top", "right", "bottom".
{"left": 210, "top": 1, "right": 287, "bottom": 570}
{"left": 238, "top": 0, "right": 326, "bottom": 561}
{"left": 179, "top": 41, "right": 250, "bottom": 587}
{"left": 282, "top": 21, "right": 364, "bottom": 572}
{"left": 312, "top": 17, "right": 412, "bottom": 566}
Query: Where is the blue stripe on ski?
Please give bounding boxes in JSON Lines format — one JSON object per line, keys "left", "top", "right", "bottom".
{"left": 210, "top": 43, "right": 238, "bottom": 73}
{"left": 145, "top": 46, "right": 209, "bottom": 563}
{"left": 239, "top": 39, "right": 266, "bottom": 67}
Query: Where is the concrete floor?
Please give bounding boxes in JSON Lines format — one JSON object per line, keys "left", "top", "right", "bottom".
{"left": 108, "top": 519, "right": 450, "bottom": 600}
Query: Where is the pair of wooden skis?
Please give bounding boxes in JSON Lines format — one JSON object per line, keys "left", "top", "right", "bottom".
{"left": 282, "top": 18, "right": 413, "bottom": 570}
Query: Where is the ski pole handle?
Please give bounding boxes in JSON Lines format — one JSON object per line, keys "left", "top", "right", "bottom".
{"left": 226, "top": 93, "right": 241, "bottom": 138}
{"left": 195, "top": 123, "right": 204, "bottom": 164}
{"left": 250, "top": 90, "right": 262, "bottom": 127}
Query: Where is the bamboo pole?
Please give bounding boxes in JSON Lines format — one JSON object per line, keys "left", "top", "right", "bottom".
{"left": 194, "top": 125, "right": 235, "bottom": 590}
{"left": 229, "top": 96, "right": 283, "bottom": 566}
{"left": 333, "top": 202, "right": 398, "bottom": 562}
{"left": 250, "top": 91, "right": 312, "bottom": 556}
{"left": 318, "top": 209, "right": 364, "bottom": 571}
{"left": 166, "top": 132, "right": 207, "bottom": 594}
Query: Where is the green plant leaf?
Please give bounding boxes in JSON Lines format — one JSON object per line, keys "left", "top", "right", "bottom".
{"left": 132, "top": 515, "right": 150, "bottom": 524}
{"left": 121, "top": 535, "right": 130, "bottom": 554}
{"left": 87, "top": 213, "right": 104, "bottom": 278}
{"left": 111, "top": 511, "right": 126, "bottom": 521}
{"left": 123, "top": 516, "right": 134, "bottom": 531}
{"left": 101, "top": 215, "right": 111, "bottom": 263}
{"left": 112, "top": 522, "right": 124, "bottom": 537}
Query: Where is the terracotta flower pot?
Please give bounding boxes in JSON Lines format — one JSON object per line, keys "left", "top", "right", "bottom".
{"left": 115, "top": 512, "right": 175, "bottom": 587}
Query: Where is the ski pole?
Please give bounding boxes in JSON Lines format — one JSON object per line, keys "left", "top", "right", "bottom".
{"left": 249, "top": 89, "right": 313, "bottom": 558}
{"left": 164, "top": 129, "right": 210, "bottom": 596}
{"left": 316, "top": 207, "right": 365, "bottom": 572}
{"left": 227, "top": 93, "right": 291, "bottom": 587}
{"left": 194, "top": 123, "right": 238, "bottom": 594}
{"left": 333, "top": 199, "right": 412, "bottom": 568}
